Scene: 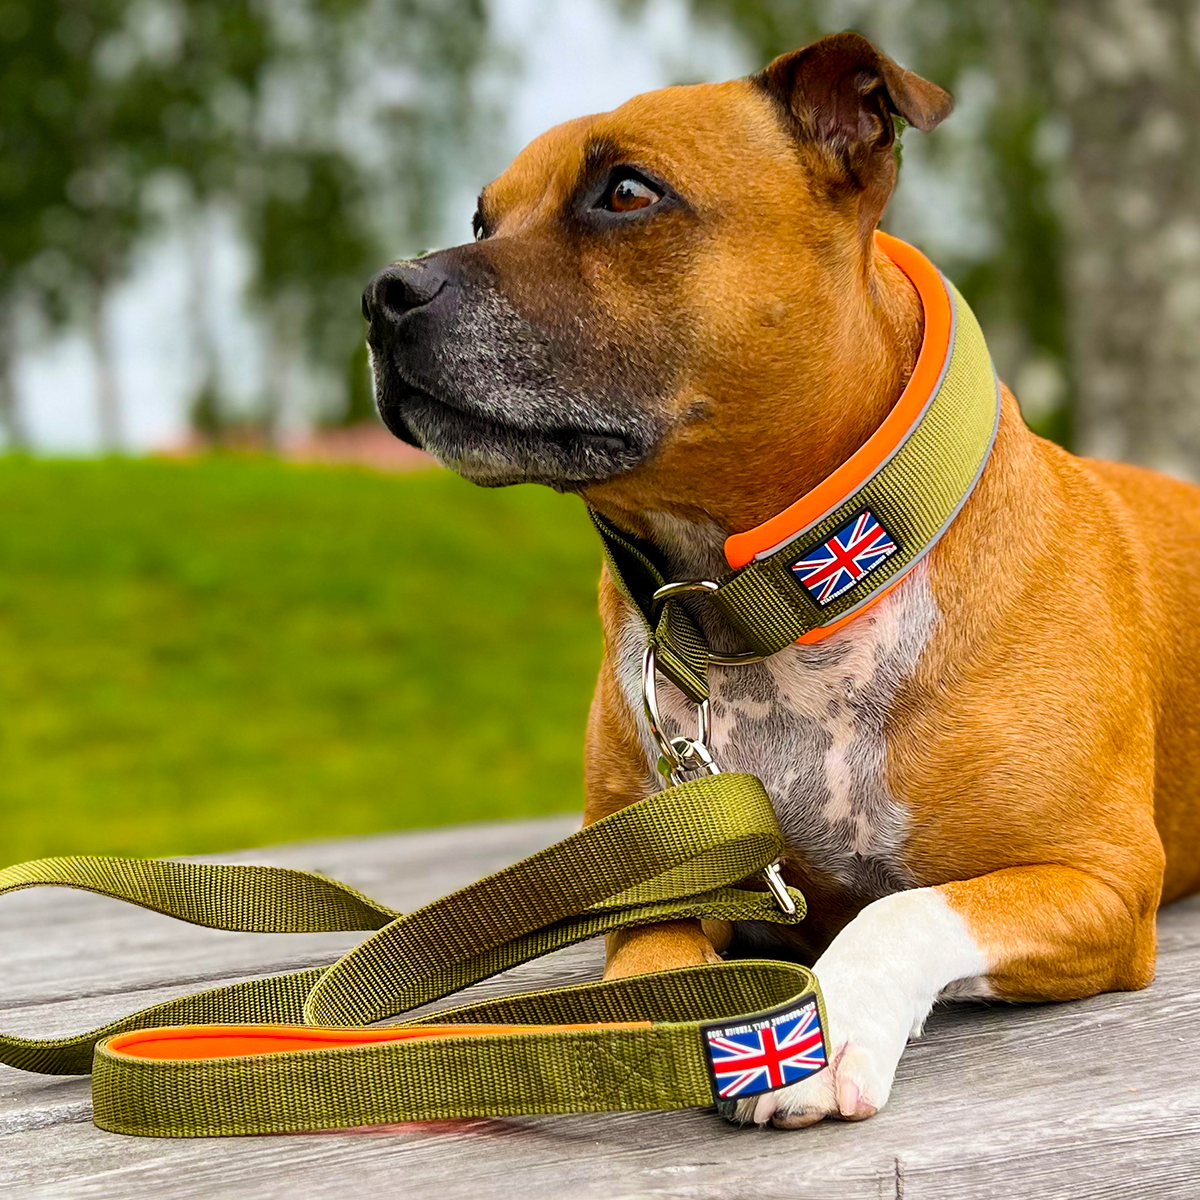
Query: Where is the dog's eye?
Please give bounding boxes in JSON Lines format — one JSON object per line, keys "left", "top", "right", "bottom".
{"left": 603, "top": 173, "right": 661, "bottom": 213}
{"left": 472, "top": 211, "right": 486, "bottom": 241}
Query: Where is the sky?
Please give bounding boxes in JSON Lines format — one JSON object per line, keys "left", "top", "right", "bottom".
{"left": 15, "top": 0, "right": 752, "bottom": 455}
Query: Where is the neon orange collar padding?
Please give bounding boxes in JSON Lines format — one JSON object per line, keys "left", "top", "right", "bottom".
{"left": 592, "top": 232, "right": 997, "bottom": 665}
{"left": 725, "top": 232, "right": 952, "bottom": 573}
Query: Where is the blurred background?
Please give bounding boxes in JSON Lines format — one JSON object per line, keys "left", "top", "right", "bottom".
{"left": 2, "top": 0, "right": 1196, "bottom": 859}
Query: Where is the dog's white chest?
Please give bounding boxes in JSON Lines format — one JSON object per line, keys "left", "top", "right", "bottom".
{"left": 616, "top": 564, "right": 937, "bottom": 897}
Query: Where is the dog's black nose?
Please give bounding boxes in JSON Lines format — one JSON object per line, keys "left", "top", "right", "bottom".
{"left": 362, "top": 262, "right": 446, "bottom": 328}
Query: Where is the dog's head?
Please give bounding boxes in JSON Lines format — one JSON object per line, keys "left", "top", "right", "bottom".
{"left": 363, "top": 32, "right": 951, "bottom": 528}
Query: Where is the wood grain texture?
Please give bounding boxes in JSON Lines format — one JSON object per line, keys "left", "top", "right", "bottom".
{"left": 3, "top": 816, "right": 1199, "bottom": 1199}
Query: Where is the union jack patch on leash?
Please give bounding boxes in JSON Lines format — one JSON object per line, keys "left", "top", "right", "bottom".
{"left": 701, "top": 998, "right": 828, "bottom": 1102}
{"left": 790, "top": 508, "right": 898, "bottom": 606}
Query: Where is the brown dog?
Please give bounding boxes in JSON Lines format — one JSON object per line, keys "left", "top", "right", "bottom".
{"left": 362, "top": 31, "right": 1197, "bottom": 1128}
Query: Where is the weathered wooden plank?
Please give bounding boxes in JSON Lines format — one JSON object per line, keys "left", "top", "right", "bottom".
{"left": 0, "top": 819, "right": 584, "bottom": 1127}
{"left": 3, "top": 818, "right": 1200, "bottom": 1200}
{"left": 1, "top": 819, "right": 579, "bottom": 1010}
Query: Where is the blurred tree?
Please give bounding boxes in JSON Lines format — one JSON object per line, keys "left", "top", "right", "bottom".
{"left": 904, "top": 0, "right": 1070, "bottom": 447}
{"left": 126, "top": 1, "right": 274, "bottom": 442}
{"left": 0, "top": 0, "right": 494, "bottom": 449}
{"left": 0, "top": 294, "right": 24, "bottom": 448}
{"left": 0, "top": 0, "right": 150, "bottom": 450}
{"left": 341, "top": 339, "right": 375, "bottom": 428}
{"left": 88, "top": 0, "right": 366, "bottom": 441}
{"left": 173, "top": 0, "right": 494, "bottom": 437}
{"left": 0, "top": 1, "right": 53, "bottom": 448}
{"left": 247, "top": 0, "right": 494, "bottom": 433}
{"left": 1054, "top": 0, "right": 1200, "bottom": 477}
{"left": 184, "top": 206, "right": 223, "bottom": 441}
{"left": 245, "top": 149, "right": 377, "bottom": 439}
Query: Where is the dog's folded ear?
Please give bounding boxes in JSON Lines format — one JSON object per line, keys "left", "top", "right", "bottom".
{"left": 756, "top": 31, "right": 953, "bottom": 150}
{"left": 755, "top": 31, "right": 952, "bottom": 231}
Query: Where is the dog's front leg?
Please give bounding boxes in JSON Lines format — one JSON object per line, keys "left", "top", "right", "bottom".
{"left": 730, "top": 863, "right": 1161, "bottom": 1128}
{"left": 604, "top": 919, "right": 732, "bottom": 978}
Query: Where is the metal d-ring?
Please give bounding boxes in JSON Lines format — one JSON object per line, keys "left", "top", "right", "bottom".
{"left": 649, "top": 580, "right": 768, "bottom": 667}
{"left": 649, "top": 579, "right": 720, "bottom": 622}
{"left": 707, "top": 647, "right": 768, "bottom": 666}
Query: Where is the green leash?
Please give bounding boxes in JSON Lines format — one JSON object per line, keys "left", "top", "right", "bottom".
{"left": 1, "top": 773, "right": 824, "bottom": 1137}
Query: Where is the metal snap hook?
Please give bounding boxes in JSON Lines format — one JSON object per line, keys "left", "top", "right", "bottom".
{"left": 642, "top": 642, "right": 796, "bottom": 915}
{"left": 762, "top": 860, "right": 798, "bottom": 916}
{"left": 641, "top": 642, "right": 717, "bottom": 785}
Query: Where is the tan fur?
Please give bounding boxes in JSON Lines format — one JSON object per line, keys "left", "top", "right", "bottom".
{"left": 487, "top": 82, "right": 923, "bottom": 538}
{"left": 475, "top": 37, "right": 1193, "bottom": 1011}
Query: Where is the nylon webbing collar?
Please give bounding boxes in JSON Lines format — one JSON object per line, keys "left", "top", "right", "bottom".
{"left": 592, "top": 233, "right": 1000, "bottom": 704}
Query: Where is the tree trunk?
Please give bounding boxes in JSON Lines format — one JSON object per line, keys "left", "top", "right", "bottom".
{"left": 263, "top": 298, "right": 292, "bottom": 450}
{"left": 1054, "top": 0, "right": 1200, "bottom": 476}
{"left": 87, "top": 288, "right": 122, "bottom": 452}
{"left": 0, "top": 293, "right": 27, "bottom": 449}
{"left": 186, "top": 205, "right": 223, "bottom": 441}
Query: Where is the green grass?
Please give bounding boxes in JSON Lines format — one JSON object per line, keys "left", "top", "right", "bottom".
{"left": 0, "top": 456, "right": 604, "bottom": 861}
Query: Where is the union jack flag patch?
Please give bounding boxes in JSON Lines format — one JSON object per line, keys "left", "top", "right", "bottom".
{"left": 790, "top": 508, "right": 898, "bottom": 606}
{"left": 701, "top": 998, "right": 828, "bottom": 1102}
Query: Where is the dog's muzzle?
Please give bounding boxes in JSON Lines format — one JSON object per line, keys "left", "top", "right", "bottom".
{"left": 360, "top": 251, "right": 661, "bottom": 489}
{"left": 361, "top": 259, "right": 456, "bottom": 449}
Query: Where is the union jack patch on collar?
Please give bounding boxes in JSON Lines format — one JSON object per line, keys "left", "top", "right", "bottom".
{"left": 790, "top": 508, "right": 898, "bottom": 607}
{"left": 701, "top": 998, "right": 828, "bottom": 1102}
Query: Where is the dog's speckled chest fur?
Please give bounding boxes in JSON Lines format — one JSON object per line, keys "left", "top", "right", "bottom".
{"left": 613, "top": 516, "right": 938, "bottom": 899}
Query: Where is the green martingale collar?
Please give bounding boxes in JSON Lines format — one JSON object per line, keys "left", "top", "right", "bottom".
{"left": 591, "top": 233, "right": 1001, "bottom": 704}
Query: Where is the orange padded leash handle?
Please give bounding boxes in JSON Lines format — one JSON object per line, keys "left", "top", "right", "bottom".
{"left": 107, "top": 1022, "right": 654, "bottom": 1062}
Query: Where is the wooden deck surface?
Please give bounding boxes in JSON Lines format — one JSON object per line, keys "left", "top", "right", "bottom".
{"left": 4, "top": 816, "right": 1200, "bottom": 1199}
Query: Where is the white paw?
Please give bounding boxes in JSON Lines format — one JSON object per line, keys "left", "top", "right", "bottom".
{"left": 724, "top": 975, "right": 907, "bottom": 1127}
{"left": 725, "top": 1039, "right": 896, "bottom": 1128}
{"left": 720, "top": 888, "right": 989, "bottom": 1129}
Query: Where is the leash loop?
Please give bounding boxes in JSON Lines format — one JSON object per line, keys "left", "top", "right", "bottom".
{"left": 650, "top": 581, "right": 768, "bottom": 666}
{"left": 0, "top": 775, "right": 821, "bottom": 1135}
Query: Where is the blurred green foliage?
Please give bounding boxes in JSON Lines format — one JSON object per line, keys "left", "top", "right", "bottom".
{"left": 0, "top": 457, "right": 601, "bottom": 860}
{"left": 2, "top": 0, "right": 1075, "bottom": 447}
{"left": 0, "top": 0, "right": 494, "bottom": 444}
